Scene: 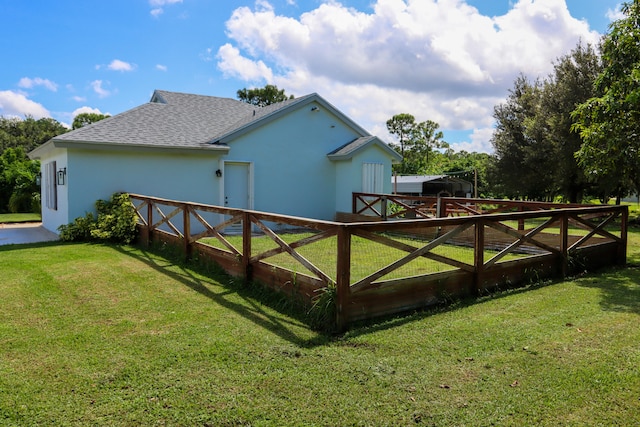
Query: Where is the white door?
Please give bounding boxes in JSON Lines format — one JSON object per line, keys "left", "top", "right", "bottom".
{"left": 224, "top": 162, "right": 251, "bottom": 209}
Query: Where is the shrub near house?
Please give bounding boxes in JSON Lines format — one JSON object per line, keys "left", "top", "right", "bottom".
{"left": 58, "top": 193, "right": 137, "bottom": 244}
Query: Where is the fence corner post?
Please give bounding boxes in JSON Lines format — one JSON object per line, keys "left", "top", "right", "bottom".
{"left": 336, "top": 225, "right": 351, "bottom": 332}
{"left": 183, "top": 204, "right": 192, "bottom": 260}
{"left": 242, "top": 211, "right": 253, "bottom": 283}
{"left": 560, "top": 213, "right": 569, "bottom": 278}
{"left": 474, "top": 218, "right": 485, "bottom": 295}
{"left": 137, "top": 199, "right": 150, "bottom": 248}
{"left": 619, "top": 205, "right": 628, "bottom": 266}
{"left": 144, "top": 200, "right": 153, "bottom": 247}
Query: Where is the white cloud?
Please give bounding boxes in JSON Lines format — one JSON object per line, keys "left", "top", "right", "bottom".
{"left": 217, "top": 0, "right": 601, "bottom": 153}
{"left": 606, "top": 3, "right": 624, "bottom": 21}
{"left": 156, "top": 64, "right": 168, "bottom": 71}
{"left": 107, "top": 59, "right": 135, "bottom": 72}
{"left": 217, "top": 44, "right": 274, "bottom": 81}
{"left": 17, "top": 77, "right": 58, "bottom": 92}
{"left": 200, "top": 47, "right": 214, "bottom": 62}
{"left": 72, "top": 96, "right": 86, "bottom": 102}
{"left": 71, "top": 106, "right": 107, "bottom": 118}
{"left": 91, "top": 80, "right": 111, "bottom": 98}
{"left": 149, "top": 0, "right": 182, "bottom": 5}
{"left": 0, "top": 90, "right": 50, "bottom": 119}
{"left": 449, "top": 127, "right": 496, "bottom": 153}
{"left": 149, "top": 0, "right": 182, "bottom": 17}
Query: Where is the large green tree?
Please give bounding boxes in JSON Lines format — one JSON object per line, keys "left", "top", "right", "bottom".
{"left": 490, "top": 43, "right": 602, "bottom": 202}
{"left": 572, "top": 1, "right": 640, "bottom": 203}
{"left": 0, "top": 115, "right": 67, "bottom": 212}
{"left": 489, "top": 76, "right": 555, "bottom": 200}
{"left": 0, "top": 147, "right": 40, "bottom": 213}
{"left": 72, "top": 112, "right": 110, "bottom": 130}
{"left": 386, "top": 114, "right": 448, "bottom": 174}
{"left": 440, "top": 150, "right": 492, "bottom": 198}
{"left": 386, "top": 113, "right": 416, "bottom": 172}
{"left": 237, "top": 84, "right": 294, "bottom": 107}
{"left": 0, "top": 116, "right": 67, "bottom": 154}
{"left": 541, "top": 43, "right": 603, "bottom": 202}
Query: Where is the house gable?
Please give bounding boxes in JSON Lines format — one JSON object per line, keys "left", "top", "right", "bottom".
{"left": 211, "top": 93, "right": 373, "bottom": 145}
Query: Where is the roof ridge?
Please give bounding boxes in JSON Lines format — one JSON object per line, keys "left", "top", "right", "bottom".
{"left": 151, "top": 89, "right": 239, "bottom": 103}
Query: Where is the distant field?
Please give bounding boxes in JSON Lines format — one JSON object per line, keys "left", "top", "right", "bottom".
{"left": 0, "top": 212, "right": 41, "bottom": 223}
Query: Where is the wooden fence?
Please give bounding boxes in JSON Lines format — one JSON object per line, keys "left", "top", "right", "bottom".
{"left": 129, "top": 193, "right": 627, "bottom": 331}
{"left": 352, "top": 192, "right": 592, "bottom": 222}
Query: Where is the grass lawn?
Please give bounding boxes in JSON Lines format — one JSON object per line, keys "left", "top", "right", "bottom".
{"left": 0, "top": 230, "right": 639, "bottom": 425}
{"left": 202, "top": 232, "right": 527, "bottom": 282}
{"left": 0, "top": 212, "right": 41, "bottom": 224}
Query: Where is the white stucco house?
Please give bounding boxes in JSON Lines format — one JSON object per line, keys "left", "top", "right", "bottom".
{"left": 29, "top": 90, "right": 402, "bottom": 234}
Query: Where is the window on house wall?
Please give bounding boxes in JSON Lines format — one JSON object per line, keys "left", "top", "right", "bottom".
{"left": 45, "top": 161, "right": 57, "bottom": 210}
{"left": 362, "top": 162, "right": 384, "bottom": 194}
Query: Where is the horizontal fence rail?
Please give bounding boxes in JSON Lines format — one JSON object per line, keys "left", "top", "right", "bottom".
{"left": 129, "top": 193, "right": 628, "bottom": 331}
{"left": 352, "top": 192, "right": 593, "bottom": 223}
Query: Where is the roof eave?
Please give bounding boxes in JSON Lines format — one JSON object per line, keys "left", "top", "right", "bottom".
{"left": 328, "top": 137, "right": 403, "bottom": 163}
{"left": 33, "top": 139, "right": 230, "bottom": 157}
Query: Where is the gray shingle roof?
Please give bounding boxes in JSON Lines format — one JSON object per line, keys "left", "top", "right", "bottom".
{"left": 328, "top": 136, "right": 377, "bottom": 157}
{"left": 328, "top": 136, "right": 403, "bottom": 162}
{"left": 53, "top": 90, "right": 301, "bottom": 149}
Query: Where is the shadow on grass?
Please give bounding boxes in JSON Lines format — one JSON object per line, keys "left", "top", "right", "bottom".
{"left": 113, "top": 243, "right": 331, "bottom": 348}
{"left": 575, "top": 264, "right": 640, "bottom": 315}
{"left": 114, "top": 239, "right": 640, "bottom": 344}
{"left": 0, "top": 240, "right": 63, "bottom": 252}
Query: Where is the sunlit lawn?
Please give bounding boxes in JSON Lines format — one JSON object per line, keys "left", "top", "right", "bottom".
{"left": 202, "top": 231, "right": 527, "bottom": 282}
{"left": 0, "top": 212, "right": 41, "bottom": 223}
{"left": 0, "top": 227, "right": 638, "bottom": 425}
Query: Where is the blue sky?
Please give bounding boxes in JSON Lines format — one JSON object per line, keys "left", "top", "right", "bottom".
{"left": 0, "top": 0, "right": 624, "bottom": 153}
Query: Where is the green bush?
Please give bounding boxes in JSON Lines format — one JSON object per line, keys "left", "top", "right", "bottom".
{"left": 58, "top": 193, "right": 137, "bottom": 244}
{"left": 30, "top": 192, "right": 41, "bottom": 214}
{"left": 8, "top": 191, "right": 34, "bottom": 213}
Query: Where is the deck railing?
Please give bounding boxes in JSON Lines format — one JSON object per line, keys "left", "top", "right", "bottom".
{"left": 129, "top": 193, "right": 627, "bottom": 331}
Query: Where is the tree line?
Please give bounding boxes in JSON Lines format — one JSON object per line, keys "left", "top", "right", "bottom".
{"left": 390, "top": 2, "right": 640, "bottom": 204}
{"left": 0, "top": 113, "right": 108, "bottom": 213}
{"left": 4, "top": 2, "right": 640, "bottom": 216}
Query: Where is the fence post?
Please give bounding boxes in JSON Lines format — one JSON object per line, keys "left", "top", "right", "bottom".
{"left": 518, "top": 206, "right": 525, "bottom": 231}
{"left": 619, "top": 206, "right": 628, "bottom": 266}
{"left": 436, "top": 197, "right": 445, "bottom": 218}
{"left": 183, "top": 204, "right": 192, "bottom": 260}
{"left": 474, "top": 218, "right": 485, "bottom": 294}
{"left": 137, "top": 197, "right": 149, "bottom": 247}
{"left": 242, "top": 211, "right": 253, "bottom": 283}
{"left": 146, "top": 200, "right": 153, "bottom": 245}
{"left": 336, "top": 225, "right": 351, "bottom": 332}
{"left": 559, "top": 212, "right": 569, "bottom": 278}
{"left": 381, "top": 196, "right": 388, "bottom": 220}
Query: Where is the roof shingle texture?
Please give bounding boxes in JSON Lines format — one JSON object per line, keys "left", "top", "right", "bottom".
{"left": 54, "top": 90, "right": 304, "bottom": 148}
{"left": 328, "top": 136, "right": 376, "bottom": 157}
